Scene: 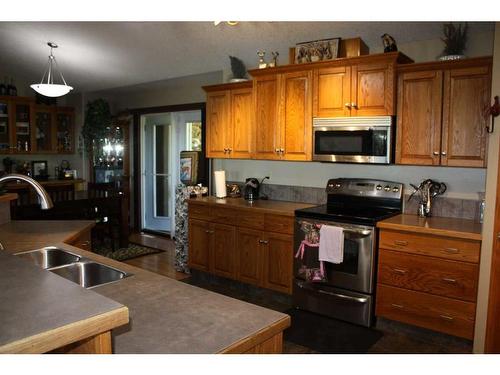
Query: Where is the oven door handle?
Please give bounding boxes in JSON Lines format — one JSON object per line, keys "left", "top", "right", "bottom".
{"left": 343, "top": 229, "right": 372, "bottom": 237}
{"left": 317, "top": 289, "right": 368, "bottom": 303}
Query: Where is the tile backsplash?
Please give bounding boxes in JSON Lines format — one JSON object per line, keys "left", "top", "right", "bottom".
{"left": 230, "top": 181, "right": 482, "bottom": 222}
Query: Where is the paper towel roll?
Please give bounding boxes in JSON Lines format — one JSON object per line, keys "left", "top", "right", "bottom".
{"left": 214, "top": 170, "right": 227, "bottom": 198}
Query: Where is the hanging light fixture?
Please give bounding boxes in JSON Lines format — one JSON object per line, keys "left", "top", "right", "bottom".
{"left": 31, "top": 42, "right": 73, "bottom": 97}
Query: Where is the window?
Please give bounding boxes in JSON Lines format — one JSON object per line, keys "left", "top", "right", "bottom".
{"left": 186, "top": 121, "right": 202, "bottom": 151}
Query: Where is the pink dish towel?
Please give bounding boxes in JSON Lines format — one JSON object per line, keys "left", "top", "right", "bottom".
{"left": 319, "top": 225, "right": 344, "bottom": 264}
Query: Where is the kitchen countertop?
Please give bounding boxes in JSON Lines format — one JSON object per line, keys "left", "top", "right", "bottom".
{"left": 188, "top": 196, "right": 314, "bottom": 216}
{"left": 377, "top": 214, "right": 482, "bottom": 241}
{"left": 0, "top": 220, "right": 290, "bottom": 353}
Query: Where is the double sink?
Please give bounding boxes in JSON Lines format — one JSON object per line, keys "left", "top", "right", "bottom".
{"left": 14, "top": 247, "right": 131, "bottom": 289}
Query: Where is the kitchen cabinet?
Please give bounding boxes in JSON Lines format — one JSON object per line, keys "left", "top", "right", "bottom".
{"left": 188, "top": 198, "right": 306, "bottom": 294}
{"left": 252, "top": 70, "right": 312, "bottom": 161}
{"left": 376, "top": 216, "right": 482, "bottom": 340}
{"left": 313, "top": 54, "right": 402, "bottom": 117}
{"left": 203, "top": 81, "right": 253, "bottom": 159}
{"left": 396, "top": 57, "right": 492, "bottom": 168}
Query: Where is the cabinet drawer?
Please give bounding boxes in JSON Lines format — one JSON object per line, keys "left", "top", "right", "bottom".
{"left": 376, "top": 284, "right": 476, "bottom": 340}
{"left": 264, "top": 214, "right": 294, "bottom": 235}
{"left": 378, "top": 250, "right": 478, "bottom": 302}
{"left": 237, "top": 210, "right": 265, "bottom": 230}
{"left": 188, "top": 204, "right": 210, "bottom": 220}
{"left": 379, "top": 230, "right": 480, "bottom": 263}
{"left": 211, "top": 206, "right": 238, "bottom": 225}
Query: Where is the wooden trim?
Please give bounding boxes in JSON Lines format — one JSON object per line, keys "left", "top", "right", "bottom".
{"left": 54, "top": 331, "right": 112, "bottom": 354}
{"left": 0, "top": 307, "right": 129, "bottom": 354}
{"left": 249, "top": 52, "right": 413, "bottom": 77}
{"left": 397, "top": 56, "right": 493, "bottom": 73}
{"left": 203, "top": 81, "right": 253, "bottom": 92}
{"left": 0, "top": 193, "right": 18, "bottom": 203}
{"left": 129, "top": 102, "right": 205, "bottom": 116}
{"left": 218, "top": 315, "right": 290, "bottom": 354}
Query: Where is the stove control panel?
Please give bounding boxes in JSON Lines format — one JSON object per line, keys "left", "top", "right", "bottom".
{"left": 326, "top": 178, "right": 404, "bottom": 200}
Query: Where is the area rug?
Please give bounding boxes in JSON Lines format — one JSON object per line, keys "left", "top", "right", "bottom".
{"left": 93, "top": 243, "right": 163, "bottom": 261}
{"left": 283, "top": 308, "right": 383, "bottom": 353}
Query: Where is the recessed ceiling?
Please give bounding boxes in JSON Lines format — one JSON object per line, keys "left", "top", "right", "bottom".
{"left": 0, "top": 22, "right": 494, "bottom": 93}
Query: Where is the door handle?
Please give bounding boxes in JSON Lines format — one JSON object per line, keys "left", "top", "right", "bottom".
{"left": 443, "top": 247, "right": 460, "bottom": 254}
{"left": 442, "top": 277, "right": 457, "bottom": 284}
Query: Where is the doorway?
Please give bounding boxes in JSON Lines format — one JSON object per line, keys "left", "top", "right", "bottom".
{"left": 136, "top": 104, "right": 205, "bottom": 235}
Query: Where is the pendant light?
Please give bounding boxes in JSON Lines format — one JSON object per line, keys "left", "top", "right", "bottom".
{"left": 31, "top": 42, "right": 73, "bottom": 97}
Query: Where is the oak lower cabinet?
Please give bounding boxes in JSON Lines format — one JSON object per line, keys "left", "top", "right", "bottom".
{"left": 396, "top": 57, "right": 492, "bottom": 168}
{"left": 203, "top": 81, "right": 253, "bottom": 159}
{"left": 376, "top": 228, "right": 481, "bottom": 340}
{"left": 188, "top": 202, "right": 295, "bottom": 294}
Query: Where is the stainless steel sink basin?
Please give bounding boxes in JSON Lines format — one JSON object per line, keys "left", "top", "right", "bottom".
{"left": 14, "top": 247, "right": 81, "bottom": 269}
{"left": 49, "top": 261, "right": 130, "bottom": 289}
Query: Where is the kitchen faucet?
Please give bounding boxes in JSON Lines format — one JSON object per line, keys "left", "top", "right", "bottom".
{"left": 0, "top": 173, "right": 54, "bottom": 210}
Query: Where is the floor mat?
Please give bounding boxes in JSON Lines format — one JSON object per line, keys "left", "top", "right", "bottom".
{"left": 93, "top": 243, "right": 163, "bottom": 261}
{"left": 284, "top": 308, "right": 383, "bottom": 353}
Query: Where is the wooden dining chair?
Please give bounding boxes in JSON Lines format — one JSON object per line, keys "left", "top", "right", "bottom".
{"left": 87, "top": 182, "right": 116, "bottom": 198}
{"left": 45, "top": 184, "right": 75, "bottom": 203}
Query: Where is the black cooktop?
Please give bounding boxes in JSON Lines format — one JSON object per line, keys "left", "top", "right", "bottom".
{"left": 295, "top": 204, "right": 401, "bottom": 226}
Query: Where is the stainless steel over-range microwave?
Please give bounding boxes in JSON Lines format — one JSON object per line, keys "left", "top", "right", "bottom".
{"left": 312, "top": 116, "right": 394, "bottom": 164}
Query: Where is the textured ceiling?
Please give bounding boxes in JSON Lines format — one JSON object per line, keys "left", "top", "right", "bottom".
{"left": 0, "top": 21, "right": 494, "bottom": 93}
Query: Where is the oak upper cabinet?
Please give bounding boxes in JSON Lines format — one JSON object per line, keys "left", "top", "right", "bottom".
{"left": 253, "top": 74, "right": 281, "bottom": 160}
{"left": 396, "top": 57, "right": 492, "bottom": 168}
{"left": 396, "top": 70, "right": 443, "bottom": 165}
{"left": 441, "top": 65, "right": 490, "bottom": 167}
{"left": 313, "top": 54, "right": 403, "bottom": 118}
{"left": 204, "top": 81, "right": 253, "bottom": 159}
{"left": 252, "top": 70, "right": 313, "bottom": 161}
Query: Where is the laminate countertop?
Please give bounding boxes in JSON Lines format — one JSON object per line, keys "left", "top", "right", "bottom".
{"left": 0, "top": 221, "right": 290, "bottom": 353}
{"left": 377, "top": 214, "right": 482, "bottom": 241}
{"left": 188, "top": 196, "right": 314, "bottom": 216}
{"left": 0, "top": 221, "right": 128, "bottom": 354}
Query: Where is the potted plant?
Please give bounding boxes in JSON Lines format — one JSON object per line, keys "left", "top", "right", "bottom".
{"left": 439, "top": 22, "right": 468, "bottom": 61}
{"left": 228, "top": 56, "right": 248, "bottom": 82}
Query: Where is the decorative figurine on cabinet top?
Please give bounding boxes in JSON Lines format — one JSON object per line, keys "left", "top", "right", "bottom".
{"left": 381, "top": 33, "right": 398, "bottom": 53}
{"left": 268, "top": 51, "right": 279, "bottom": 68}
{"left": 257, "top": 50, "right": 267, "bottom": 69}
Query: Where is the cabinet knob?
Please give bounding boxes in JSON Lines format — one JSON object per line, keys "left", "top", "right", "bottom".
{"left": 441, "top": 151, "right": 447, "bottom": 156}
{"left": 345, "top": 103, "right": 352, "bottom": 109}
{"left": 275, "top": 148, "right": 280, "bottom": 153}
{"left": 433, "top": 151, "right": 439, "bottom": 156}
{"left": 259, "top": 239, "right": 269, "bottom": 244}
{"left": 351, "top": 102, "right": 358, "bottom": 109}
{"left": 280, "top": 148, "right": 284, "bottom": 154}
{"left": 223, "top": 148, "right": 228, "bottom": 153}
{"left": 228, "top": 148, "right": 232, "bottom": 153}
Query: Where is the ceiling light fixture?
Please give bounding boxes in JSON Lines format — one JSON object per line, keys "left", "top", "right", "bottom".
{"left": 214, "top": 21, "right": 238, "bottom": 26}
{"left": 31, "top": 42, "right": 73, "bottom": 97}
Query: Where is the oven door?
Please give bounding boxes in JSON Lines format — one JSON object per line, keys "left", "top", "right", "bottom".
{"left": 312, "top": 117, "right": 393, "bottom": 164}
{"left": 294, "top": 218, "right": 376, "bottom": 294}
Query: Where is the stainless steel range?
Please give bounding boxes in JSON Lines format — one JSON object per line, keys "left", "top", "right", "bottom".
{"left": 293, "top": 178, "right": 403, "bottom": 327}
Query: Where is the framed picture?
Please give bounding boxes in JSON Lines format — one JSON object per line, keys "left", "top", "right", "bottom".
{"left": 31, "top": 160, "right": 48, "bottom": 178}
{"left": 180, "top": 151, "right": 199, "bottom": 186}
{"left": 295, "top": 37, "right": 341, "bottom": 64}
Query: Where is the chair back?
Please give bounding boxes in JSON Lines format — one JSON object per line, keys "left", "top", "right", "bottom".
{"left": 45, "top": 184, "right": 75, "bottom": 203}
{"left": 87, "top": 182, "right": 116, "bottom": 199}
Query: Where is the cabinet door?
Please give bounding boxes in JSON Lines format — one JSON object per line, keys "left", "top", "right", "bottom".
{"left": 56, "top": 109, "right": 74, "bottom": 153}
{"left": 230, "top": 87, "right": 253, "bottom": 158}
{"left": 351, "top": 62, "right": 394, "bottom": 116}
{"left": 253, "top": 75, "right": 280, "bottom": 160}
{"left": 211, "top": 223, "right": 236, "bottom": 279}
{"left": 236, "top": 227, "right": 263, "bottom": 286}
{"left": 279, "top": 70, "right": 313, "bottom": 161}
{"left": 34, "top": 107, "right": 55, "bottom": 153}
{"left": 188, "top": 219, "right": 211, "bottom": 271}
{"left": 0, "top": 99, "right": 12, "bottom": 153}
{"left": 313, "top": 66, "right": 351, "bottom": 117}
{"left": 206, "top": 90, "right": 230, "bottom": 158}
{"left": 12, "top": 101, "right": 33, "bottom": 153}
{"left": 396, "top": 70, "right": 443, "bottom": 165}
{"left": 441, "top": 66, "right": 490, "bottom": 167}
{"left": 262, "top": 232, "right": 293, "bottom": 294}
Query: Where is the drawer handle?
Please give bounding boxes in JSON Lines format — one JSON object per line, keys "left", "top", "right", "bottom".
{"left": 394, "top": 240, "right": 408, "bottom": 246}
{"left": 205, "top": 230, "right": 214, "bottom": 234}
{"left": 392, "top": 268, "right": 407, "bottom": 274}
{"left": 259, "top": 239, "right": 269, "bottom": 244}
{"left": 443, "top": 247, "right": 460, "bottom": 254}
{"left": 439, "top": 314, "right": 454, "bottom": 321}
{"left": 391, "top": 303, "right": 404, "bottom": 309}
{"left": 442, "top": 277, "right": 457, "bottom": 284}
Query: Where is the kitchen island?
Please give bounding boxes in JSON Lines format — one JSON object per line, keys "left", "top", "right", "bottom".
{"left": 0, "top": 220, "right": 290, "bottom": 353}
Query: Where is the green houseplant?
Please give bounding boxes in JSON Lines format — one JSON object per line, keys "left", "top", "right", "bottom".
{"left": 82, "top": 99, "right": 112, "bottom": 154}
{"left": 440, "top": 22, "right": 468, "bottom": 61}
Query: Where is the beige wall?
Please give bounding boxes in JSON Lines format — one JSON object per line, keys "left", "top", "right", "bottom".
{"left": 474, "top": 22, "right": 500, "bottom": 354}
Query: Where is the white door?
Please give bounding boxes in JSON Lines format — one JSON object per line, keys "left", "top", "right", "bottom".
{"left": 141, "top": 115, "right": 173, "bottom": 233}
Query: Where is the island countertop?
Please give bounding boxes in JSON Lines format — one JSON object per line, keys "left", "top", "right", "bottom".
{"left": 0, "top": 221, "right": 290, "bottom": 353}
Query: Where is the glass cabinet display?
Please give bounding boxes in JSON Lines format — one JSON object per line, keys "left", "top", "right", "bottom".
{"left": 56, "top": 111, "right": 73, "bottom": 153}
{"left": 35, "top": 109, "right": 53, "bottom": 152}
{"left": 0, "top": 100, "right": 10, "bottom": 152}
{"left": 14, "top": 103, "right": 31, "bottom": 152}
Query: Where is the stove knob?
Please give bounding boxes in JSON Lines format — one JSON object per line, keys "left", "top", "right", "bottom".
{"left": 384, "top": 185, "right": 391, "bottom": 192}
{"left": 376, "top": 185, "right": 382, "bottom": 191}
{"left": 328, "top": 183, "right": 334, "bottom": 188}
{"left": 335, "top": 183, "right": 341, "bottom": 188}
{"left": 392, "top": 186, "right": 400, "bottom": 193}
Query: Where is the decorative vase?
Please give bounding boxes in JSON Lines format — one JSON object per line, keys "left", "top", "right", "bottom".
{"left": 439, "top": 54, "right": 466, "bottom": 61}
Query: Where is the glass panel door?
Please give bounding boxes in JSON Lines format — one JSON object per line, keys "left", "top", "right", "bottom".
{"left": 56, "top": 112, "right": 73, "bottom": 152}
{"left": 35, "top": 109, "right": 53, "bottom": 152}
{"left": 14, "top": 103, "right": 30, "bottom": 152}
{"left": 0, "top": 100, "right": 10, "bottom": 153}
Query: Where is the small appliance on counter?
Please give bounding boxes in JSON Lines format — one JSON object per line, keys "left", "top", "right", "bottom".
{"left": 244, "top": 176, "right": 269, "bottom": 201}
